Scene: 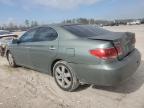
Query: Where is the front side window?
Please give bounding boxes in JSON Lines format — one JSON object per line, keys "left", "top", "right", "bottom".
{"left": 20, "top": 29, "right": 36, "bottom": 43}
{"left": 33, "top": 27, "right": 58, "bottom": 42}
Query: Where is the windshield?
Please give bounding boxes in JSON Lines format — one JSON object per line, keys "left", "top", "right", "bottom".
{"left": 63, "top": 25, "right": 110, "bottom": 38}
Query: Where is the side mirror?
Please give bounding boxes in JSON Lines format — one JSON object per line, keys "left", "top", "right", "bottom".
{"left": 12, "top": 39, "right": 20, "bottom": 44}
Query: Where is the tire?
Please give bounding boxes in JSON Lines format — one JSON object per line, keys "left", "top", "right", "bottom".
{"left": 7, "top": 52, "right": 17, "bottom": 67}
{"left": 53, "top": 60, "right": 80, "bottom": 92}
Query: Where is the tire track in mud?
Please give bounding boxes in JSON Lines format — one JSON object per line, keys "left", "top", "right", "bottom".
{"left": 0, "top": 58, "right": 71, "bottom": 108}
{"left": 16, "top": 70, "right": 71, "bottom": 107}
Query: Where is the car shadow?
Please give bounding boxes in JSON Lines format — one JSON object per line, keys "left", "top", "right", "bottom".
{"left": 77, "top": 60, "right": 144, "bottom": 93}
{"left": 75, "top": 84, "right": 91, "bottom": 92}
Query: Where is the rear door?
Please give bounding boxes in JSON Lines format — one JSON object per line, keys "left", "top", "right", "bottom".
{"left": 28, "top": 27, "right": 59, "bottom": 73}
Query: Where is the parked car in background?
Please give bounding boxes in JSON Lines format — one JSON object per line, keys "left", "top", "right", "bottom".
{"left": 127, "top": 20, "right": 141, "bottom": 25}
{"left": 6, "top": 24, "right": 141, "bottom": 91}
{"left": 0, "top": 30, "right": 17, "bottom": 56}
{"left": 0, "top": 30, "right": 16, "bottom": 37}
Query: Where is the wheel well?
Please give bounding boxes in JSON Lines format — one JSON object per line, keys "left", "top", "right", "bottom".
{"left": 51, "top": 59, "right": 62, "bottom": 76}
{"left": 6, "top": 50, "right": 10, "bottom": 59}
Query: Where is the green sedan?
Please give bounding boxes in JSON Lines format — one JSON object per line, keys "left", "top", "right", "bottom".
{"left": 6, "top": 24, "right": 141, "bottom": 91}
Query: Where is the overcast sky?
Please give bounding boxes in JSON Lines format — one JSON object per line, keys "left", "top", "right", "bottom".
{"left": 0, "top": 0, "right": 144, "bottom": 24}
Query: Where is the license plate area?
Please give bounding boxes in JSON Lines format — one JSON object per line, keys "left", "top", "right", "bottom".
{"left": 124, "top": 41, "right": 134, "bottom": 54}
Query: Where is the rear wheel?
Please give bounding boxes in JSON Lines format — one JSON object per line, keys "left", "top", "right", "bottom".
{"left": 7, "top": 52, "right": 17, "bottom": 67}
{"left": 53, "top": 60, "right": 80, "bottom": 92}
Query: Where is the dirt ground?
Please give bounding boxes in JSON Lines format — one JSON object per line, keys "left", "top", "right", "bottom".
{"left": 0, "top": 25, "right": 144, "bottom": 108}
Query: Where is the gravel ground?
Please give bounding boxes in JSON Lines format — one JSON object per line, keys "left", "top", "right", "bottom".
{"left": 0, "top": 25, "right": 144, "bottom": 108}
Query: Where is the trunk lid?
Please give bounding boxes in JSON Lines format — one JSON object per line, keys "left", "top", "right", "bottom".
{"left": 88, "top": 32, "right": 135, "bottom": 60}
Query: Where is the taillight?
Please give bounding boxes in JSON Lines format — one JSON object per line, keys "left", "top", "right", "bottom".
{"left": 89, "top": 47, "right": 118, "bottom": 60}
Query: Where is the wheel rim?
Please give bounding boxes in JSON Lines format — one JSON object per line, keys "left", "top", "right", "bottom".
{"left": 55, "top": 65, "right": 72, "bottom": 88}
{"left": 8, "top": 53, "right": 14, "bottom": 66}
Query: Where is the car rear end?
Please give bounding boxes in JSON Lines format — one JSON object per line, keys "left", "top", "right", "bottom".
{"left": 62, "top": 25, "right": 141, "bottom": 86}
{"left": 70, "top": 49, "right": 141, "bottom": 86}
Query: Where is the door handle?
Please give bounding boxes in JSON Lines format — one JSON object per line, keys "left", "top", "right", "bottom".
{"left": 25, "top": 47, "right": 31, "bottom": 49}
{"left": 49, "top": 46, "right": 56, "bottom": 50}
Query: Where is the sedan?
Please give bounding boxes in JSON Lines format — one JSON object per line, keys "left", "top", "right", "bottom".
{"left": 6, "top": 24, "right": 141, "bottom": 91}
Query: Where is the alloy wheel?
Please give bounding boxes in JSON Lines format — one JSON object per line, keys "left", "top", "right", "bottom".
{"left": 55, "top": 65, "right": 72, "bottom": 89}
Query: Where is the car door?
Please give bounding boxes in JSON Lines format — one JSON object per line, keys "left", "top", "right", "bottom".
{"left": 11, "top": 29, "right": 36, "bottom": 67}
{"left": 28, "top": 27, "right": 59, "bottom": 73}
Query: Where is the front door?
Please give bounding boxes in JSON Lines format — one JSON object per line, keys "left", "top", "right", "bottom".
{"left": 11, "top": 29, "right": 36, "bottom": 67}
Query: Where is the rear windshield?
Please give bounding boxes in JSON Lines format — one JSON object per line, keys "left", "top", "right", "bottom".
{"left": 63, "top": 25, "right": 110, "bottom": 37}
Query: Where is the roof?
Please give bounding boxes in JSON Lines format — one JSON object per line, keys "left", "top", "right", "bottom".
{"left": 34, "top": 23, "right": 83, "bottom": 28}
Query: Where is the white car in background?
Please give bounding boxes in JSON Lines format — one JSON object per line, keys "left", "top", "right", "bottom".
{"left": 0, "top": 30, "right": 17, "bottom": 37}
{"left": 127, "top": 20, "right": 141, "bottom": 25}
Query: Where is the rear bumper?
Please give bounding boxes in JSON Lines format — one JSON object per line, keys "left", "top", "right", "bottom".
{"left": 69, "top": 49, "right": 141, "bottom": 86}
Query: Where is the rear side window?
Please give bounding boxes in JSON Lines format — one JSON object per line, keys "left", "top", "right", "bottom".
{"left": 63, "top": 25, "right": 110, "bottom": 38}
{"left": 33, "top": 27, "right": 58, "bottom": 42}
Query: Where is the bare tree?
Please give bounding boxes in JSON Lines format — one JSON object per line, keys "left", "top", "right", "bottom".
{"left": 25, "top": 19, "right": 30, "bottom": 28}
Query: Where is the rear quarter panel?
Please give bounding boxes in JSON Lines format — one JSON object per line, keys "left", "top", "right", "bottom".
{"left": 55, "top": 27, "right": 114, "bottom": 65}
